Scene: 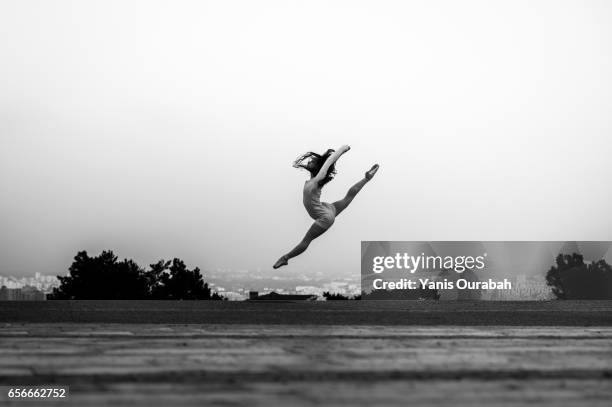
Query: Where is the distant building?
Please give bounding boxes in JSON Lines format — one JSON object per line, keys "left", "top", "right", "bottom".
{"left": 0, "top": 273, "right": 60, "bottom": 293}
{"left": 0, "top": 286, "right": 46, "bottom": 301}
{"left": 247, "top": 291, "right": 317, "bottom": 301}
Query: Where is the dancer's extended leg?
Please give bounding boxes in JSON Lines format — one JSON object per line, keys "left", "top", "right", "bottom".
{"left": 273, "top": 222, "right": 329, "bottom": 269}
{"left": 332, "top": 164, "right": 379, "bottom": 215}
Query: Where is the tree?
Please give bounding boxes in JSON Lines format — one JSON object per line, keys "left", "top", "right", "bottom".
{"left": 50, "top": 250, "right": 225, "bottom": 300}
{"left": 50, "top": 250, "right": 149, "bottom": 300}
{"left": 149, "top": 258, "right": 224, "bottom": 300}
{"left": 147, "top": 259, "right": 171, "bottom": 299}
{"left": 546, "top": 253, "right": 612, "bottom": 299}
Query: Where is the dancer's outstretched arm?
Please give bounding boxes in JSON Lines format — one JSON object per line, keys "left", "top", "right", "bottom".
{"left": 312, "top": 145, "right": 351, "bottom": 183}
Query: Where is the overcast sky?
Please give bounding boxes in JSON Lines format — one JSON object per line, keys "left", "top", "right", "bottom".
{"left": 1, "top": 0, "right": 611, "bottom": 278}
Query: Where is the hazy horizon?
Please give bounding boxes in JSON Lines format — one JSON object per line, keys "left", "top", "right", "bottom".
{"left": 2, "top": 0, "right": 611, "bottom": 278}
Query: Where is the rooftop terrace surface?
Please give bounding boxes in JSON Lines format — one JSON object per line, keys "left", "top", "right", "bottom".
{"left": 0, "top": 301, "right": 611, "bottom": 406}
{"left": 1, "top": 300, "right": 612, "bottom": 325}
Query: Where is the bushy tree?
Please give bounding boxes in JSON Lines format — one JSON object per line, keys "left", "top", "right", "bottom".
{"left": 149, "top": 258, "right": 224, "bottom": 300}
{"left": 50, "top": 250, "right": 224, "bottom": 300}
{"left": 546, "top": 253, "right": 612, "bottom": 299}
{"left": 50, "top": 250, "right": 149, "bottom": 300}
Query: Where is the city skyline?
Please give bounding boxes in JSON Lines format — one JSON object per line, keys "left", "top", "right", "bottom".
{"left": 0, "top": 269, "right": 553, "bottom": 301}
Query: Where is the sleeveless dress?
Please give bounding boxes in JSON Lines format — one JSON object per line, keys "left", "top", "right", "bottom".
{"left": 303, "top": 180, "right": 336, "bottom": 229}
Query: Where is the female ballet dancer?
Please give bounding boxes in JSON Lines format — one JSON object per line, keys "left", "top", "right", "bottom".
{"left": 273, "top": 145, "right": 379, "bottom": 269}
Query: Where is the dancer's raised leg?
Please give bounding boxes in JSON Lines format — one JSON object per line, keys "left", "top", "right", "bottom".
{"left": 273, "top": 222, "right": 329, "bottom": 269}
{"left": 332, "top": 164, "right": 379, "bottom": 215}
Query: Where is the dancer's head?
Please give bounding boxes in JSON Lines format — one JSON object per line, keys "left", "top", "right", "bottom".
{"left": 293, "top": 149, "right": 336, "bottom": 186}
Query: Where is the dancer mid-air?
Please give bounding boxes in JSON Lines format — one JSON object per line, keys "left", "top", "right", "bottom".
{"left": 273, "top": 145, "right": 379, "bottom": 269}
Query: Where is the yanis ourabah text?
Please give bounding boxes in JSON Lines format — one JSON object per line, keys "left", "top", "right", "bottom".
{"left": 372, "top": 278, "right": 512, "bottom": 291}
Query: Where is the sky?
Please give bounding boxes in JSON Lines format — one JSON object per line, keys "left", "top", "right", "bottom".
{"left": 1, "top": 0, "right": 611, "bottom": 278}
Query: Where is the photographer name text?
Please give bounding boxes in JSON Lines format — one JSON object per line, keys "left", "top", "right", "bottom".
{"left": 372, "top": 278, "right": 512, "bottom": 290}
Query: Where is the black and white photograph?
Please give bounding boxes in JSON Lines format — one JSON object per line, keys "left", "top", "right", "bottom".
{"left": 1, "top": 1, "right": 611, "bottom": 406}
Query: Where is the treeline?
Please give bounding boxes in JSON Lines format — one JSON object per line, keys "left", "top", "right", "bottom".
{"left": 50, "top": 250, "right": 224, "bottom": 300}
{"left": 49, "top": 250, "right": 612, "bottom": 301}
{"left": 323, "top": 292, "right": 361, "bottom": 300}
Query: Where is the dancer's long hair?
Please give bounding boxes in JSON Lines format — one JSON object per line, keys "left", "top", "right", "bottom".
{"left": 293, "top": 149, "right": 336, "bottom": 187}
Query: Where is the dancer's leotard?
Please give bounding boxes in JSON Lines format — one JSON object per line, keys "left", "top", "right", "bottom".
{"left": 303, "top": 180, "right": 336, "bottom": 229}
{"left": 302, "top": 144, "right": 350, "bottom": 229}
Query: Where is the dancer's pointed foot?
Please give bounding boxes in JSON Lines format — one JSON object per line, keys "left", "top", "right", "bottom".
{"left": 365, "top": 164, "right": 379, "bottom": 180}
{"left": 273, "top": 255, "right": 289, "bottom": 269}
